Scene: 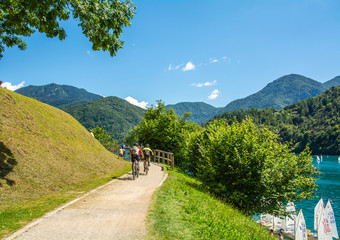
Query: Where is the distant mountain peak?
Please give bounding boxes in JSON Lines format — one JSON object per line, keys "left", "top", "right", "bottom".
{"left": 15, "top": 83, "right": 102, "bottom": 109}
{"left": 221, "top": 74, "right": 326, "bottom": 112}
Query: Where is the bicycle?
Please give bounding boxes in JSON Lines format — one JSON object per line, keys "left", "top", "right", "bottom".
{"left": 144, "top": 160, "right": 149, "bottom": 175}
{"left": 132, "top": 159, "right": 139, "bottom": 180}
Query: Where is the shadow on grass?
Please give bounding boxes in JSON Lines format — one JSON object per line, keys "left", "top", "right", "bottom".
{"left": 0, "top": 141, "right": 17, "bottom": 186}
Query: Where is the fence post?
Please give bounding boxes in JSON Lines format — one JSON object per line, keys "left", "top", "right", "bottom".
{"left": 171, "top": 154, "right": 174, "bottom": 170}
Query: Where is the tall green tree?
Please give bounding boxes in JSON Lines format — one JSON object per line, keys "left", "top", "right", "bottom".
{"left": 128, "top": 101, "right": 200, "bottom": 167}
{"left": 0, "top": 0, "right": 136, "bottom": 59}
{"left": 186, "top": 118, "right": 318, "bottom": 215}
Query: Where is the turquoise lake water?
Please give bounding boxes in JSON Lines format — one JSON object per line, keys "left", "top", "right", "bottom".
{"left": 295, "top": 155, "right": 340, "bottom": 234}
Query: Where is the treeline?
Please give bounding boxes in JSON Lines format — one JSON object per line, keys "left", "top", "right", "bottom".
{"left": 212, "top": 86, "right": 340, "bottom": 155}
{"left": 128, "top": 101, "right": 317, "bottom": 216}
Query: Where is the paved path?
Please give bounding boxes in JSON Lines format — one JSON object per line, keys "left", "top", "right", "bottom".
{"left": 7, "top": 164, "right": 166, "bottom": 240}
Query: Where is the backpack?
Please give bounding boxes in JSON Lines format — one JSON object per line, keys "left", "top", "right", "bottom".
{"left": 143, "top": 149, "right": 151, "bottom": 156}
{"left": 131, "top": 146, "right": 140, "bottom": 159}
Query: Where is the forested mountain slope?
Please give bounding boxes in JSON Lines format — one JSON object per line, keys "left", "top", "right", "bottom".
{"left": 323, "top": 76, "right": 340, "bottom": 89}
{"left": 220, "top": 74, "right": 326, "bottom": 112}
{"left": 65, "top": 96, "right": 145, "bottom": 142}
{"left": 213, "top": 86, "right": 340, "bottom": 155}
{"left": 166, "top": 102, "right": 222, "bottom": 124}
{"left": 15, "top": 83, "right": 102, "bottom": 109}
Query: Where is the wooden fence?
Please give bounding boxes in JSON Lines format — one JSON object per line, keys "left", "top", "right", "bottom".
{"left": 109, "top": 146, "right": 175, "bottom": 170}
{"left": 151, "top": 149, "right": 174, "bottom": 170}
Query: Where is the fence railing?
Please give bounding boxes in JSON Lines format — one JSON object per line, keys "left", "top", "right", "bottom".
{"left": 151, "top": 149, "right": 174, "bottom": 170}
{"left": 108, "top": 145, "right": 174, "bottom": 170}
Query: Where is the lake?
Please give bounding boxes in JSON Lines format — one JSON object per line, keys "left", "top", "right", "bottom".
{"left": 296, "top": 155, "right": 340, "bottom": 234}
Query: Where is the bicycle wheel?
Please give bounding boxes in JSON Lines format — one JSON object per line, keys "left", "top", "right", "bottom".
{"left": 136, "top": 163, "right": 139, "bottom": 178}
{"left": 145, "top": 162, "right": 149, "bottom": 175}
{"left": 132, "top": 161, "right": 137, "bottom": 180}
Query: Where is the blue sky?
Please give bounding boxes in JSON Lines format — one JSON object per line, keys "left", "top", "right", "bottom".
{"left": 1, "top": 0, "right": 340, "bottom": 108}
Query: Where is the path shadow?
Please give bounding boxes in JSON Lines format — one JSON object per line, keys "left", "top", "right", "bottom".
{"left": 0, "top": 141, "right": 17, "bottom": 186}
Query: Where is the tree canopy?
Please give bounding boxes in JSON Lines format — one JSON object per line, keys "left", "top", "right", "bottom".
{"left": 0, "top": 0, "right": 136, "bottom": 59}
{"left": 128, "top": 103, "right": 318, "bottom": 215}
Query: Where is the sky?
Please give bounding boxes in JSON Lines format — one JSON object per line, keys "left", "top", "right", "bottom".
{"left": 1, "top": 0, "right": 340, "bottom": 109}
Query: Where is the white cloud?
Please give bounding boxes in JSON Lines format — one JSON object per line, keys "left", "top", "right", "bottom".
{"left": 209, "top": 58, "right": 218, "bottom": 63}
{"left": 125, "top": 96, "right": 148, "bottom": 109}
{"left": 168, "top": 64, "right": 173, "bottom": 71}
{"left": 1, "top": 81, "right": 25, "bottom": 91}
{"left": 167, "top": 63, "right": 184, "bottom": 71}
{"left": 182, "top": 61, "right": 195, "bottom": 71}
{"left": 208, "top": 89, "right": 220, "bottom": 100}
{"left": 192, "top": 80, "right": 217, "bottom": 88}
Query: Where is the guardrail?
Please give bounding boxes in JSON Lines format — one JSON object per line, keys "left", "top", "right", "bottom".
{"left": 151, "top": 149, "right": 174, "bottom": 170}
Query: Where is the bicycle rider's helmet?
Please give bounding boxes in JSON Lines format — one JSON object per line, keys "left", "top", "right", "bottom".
{"left": 133, "top": 142, "right": 138, "bottom": 146}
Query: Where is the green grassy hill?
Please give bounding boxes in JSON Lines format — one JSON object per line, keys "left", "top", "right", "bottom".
{"left": 0, "top": 87, "right": 130, "bottom": 237}
{"left": 147, "top": 169, "right": 274, "bottom": 240}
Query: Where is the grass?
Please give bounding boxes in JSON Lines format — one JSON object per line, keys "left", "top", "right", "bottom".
{"left": 147, "top": 168, "right": 275, "bottom": 240}
{"left": 0, "top": 87, "right": 131, "bottom": 238}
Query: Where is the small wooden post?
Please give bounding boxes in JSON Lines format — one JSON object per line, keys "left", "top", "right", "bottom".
{"left": 171, "top": 154, "right": 174, "bottom": 170}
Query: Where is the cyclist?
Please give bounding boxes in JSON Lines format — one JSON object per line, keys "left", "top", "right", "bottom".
{"left": 142, "top": 144, "right": 153, "bottom": 171}
{"left": 129, "top": 143, "right": 144, "bottom": 172}
{"left": 119, "top": 142, "right": 127, "bottom": 158}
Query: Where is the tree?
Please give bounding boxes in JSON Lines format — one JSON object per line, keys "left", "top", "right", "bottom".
{"left": 92, "top": 126, "right": 117, "bottom": 152}
{"left": 0, "top": 0, "right": 136, "bottom": 59}
{"left": 186, "top": 118, "right": 318, "bottom": 216}
{"left": 127, "top": 100, "right": 200, "bottom": 168}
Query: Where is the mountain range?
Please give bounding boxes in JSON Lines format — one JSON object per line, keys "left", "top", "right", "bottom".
{"left": 213, "top": 85, "right": 340, "bottom": 155}
{"left": 15, "top": 83, "right": 102, "bottom": 109}
{"left": 65, "top": 96, "right": 146, "bottom": 143}
{"left": 166, "top": 74, "right": 340, "bottom": 123}
{"left": 14, "top": 74, "right": 340, "bottom": 140}
{"left": 165, "top": 102, "right": 222, "bottom": 124}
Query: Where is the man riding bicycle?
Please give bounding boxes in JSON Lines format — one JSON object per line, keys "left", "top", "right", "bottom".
{"left": 142, "top": 144, "right": 153, "bottom": 171}
{"left": 129, "top": 143, "right": 144, "bottom": 172}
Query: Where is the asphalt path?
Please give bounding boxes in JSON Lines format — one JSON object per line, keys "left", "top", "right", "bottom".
{"left": 7, "top": 163, "right": 166, "bottom": 240}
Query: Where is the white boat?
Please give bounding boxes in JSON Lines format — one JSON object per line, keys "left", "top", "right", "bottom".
{"left": 317, "top": 205, "right": 332, "bottom": 240}
{"left": 295, "top": 209, "right": 308, "bottom": 240}
{"left": 314, "top": 198, "right": 325, "bottom": 231}
{"left": 282, "top": 209, "right": 317, "bottom": 240}
{"left": 324, "top": 200, "right": 338, "bottom": 239}
{"left": 317, "top": 156, "right": 321, "bottom": 164}
{"left": 338, "top": 156, "right": 340, "bottom": 163}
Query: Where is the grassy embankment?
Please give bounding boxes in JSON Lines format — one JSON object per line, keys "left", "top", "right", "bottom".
{"left": 147, "top": 168, "right": 275, "bottom": 240}
{"left": 0, "top": 87, "right": 130, "bottom": 238}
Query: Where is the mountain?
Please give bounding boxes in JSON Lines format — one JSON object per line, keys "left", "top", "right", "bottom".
{"left": 0, "top": 86, "right": 129, "bottom": 216}
{"left": 65, "top": 96, "right": 145, "bottom": 143}
{"left": 323, "top": 76, "right": 340, "bottom": 89}
{"left": 15, "top": 83, "right": 102, "bottom": 109}
{"left": 220, "top": 74, "right": 327, "bottom": 112}
{"left": 166, "top": 102, "right": 222, "bottom": 124}
{"left": 213, "top": 86, "right": 340, "bottom": 155}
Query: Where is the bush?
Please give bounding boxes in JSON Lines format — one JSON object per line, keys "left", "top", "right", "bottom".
{"left": 186, "top": 118, "right": 318, "bottom": 215}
